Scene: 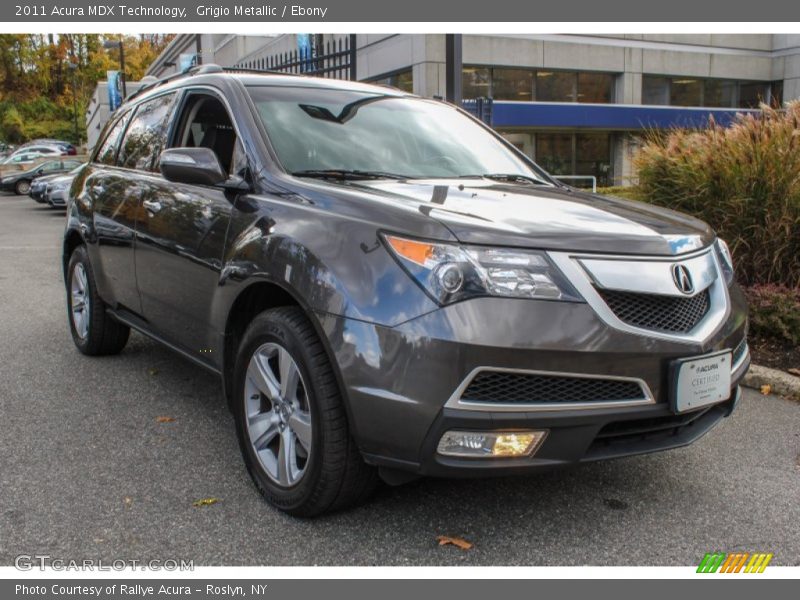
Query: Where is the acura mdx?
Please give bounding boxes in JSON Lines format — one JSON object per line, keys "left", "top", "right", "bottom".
{"left": 63, "top": 65, "right": 750, "bottom": 516}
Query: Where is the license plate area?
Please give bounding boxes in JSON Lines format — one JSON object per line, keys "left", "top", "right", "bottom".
{"left": 670, "top": 350, "right": 732, "bottom": 414}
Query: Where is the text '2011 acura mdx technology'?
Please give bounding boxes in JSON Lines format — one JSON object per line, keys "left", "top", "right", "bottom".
{"left": 63, "top": 65, "right": 750, "bottom": 516}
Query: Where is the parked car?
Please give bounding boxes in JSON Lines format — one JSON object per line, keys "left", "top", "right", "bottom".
{"left": 1, "top": 158, "right": 83, "bottom": 195}
{"left": 3, "top": 144, "right": 67, "bottom": 164}
{"left": 1, "top": 151, "right": 47, "bottom": 167}
{"left": 45, "top": 166, "right": 83, "bottom": 208}
{"left": 18, "top": 139, "right": 77, "bottom": 155}
{"left": 63, "top": 66, "right": 750, "bottom": 516}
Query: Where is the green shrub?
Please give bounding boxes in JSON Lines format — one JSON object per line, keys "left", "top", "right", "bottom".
{"left": 743, "top": 285, "right": 800, "bottom": 345}
{"left": 634, "top": 102, "right": 800, "bottom": 288}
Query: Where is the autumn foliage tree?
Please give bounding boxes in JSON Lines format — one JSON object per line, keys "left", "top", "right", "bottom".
{"left": 0, "top": 34, "right": 173, "bottom": 146}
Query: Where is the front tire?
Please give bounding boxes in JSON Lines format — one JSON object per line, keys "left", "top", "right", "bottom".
{"left": 67, "top": 245, "right": 130, "bottom": 355}
{"left": 233, "top": 307, "right": 377, "bottom": 516}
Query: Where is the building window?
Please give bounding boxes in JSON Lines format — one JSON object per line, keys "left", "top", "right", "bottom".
{"left": 491, "top": 68, "right": 533, "bottom": 101}
{"left": 575, "top": 133, "right": 612, "bottom": 185}
{"left": 534, "top": 132, "right": 614, "bottom": 187}
{"left": 642, "top": 76, "right": 669, "bottom": 105}
{"left": 371, "top": 69, "right": 414, "bottom": 93}
{"left": 535, "top": 133, "right": 573, "bottom": 175}
{"left": 536, "top": 71, "right": 576, "bottom": 102}
{"left": 462, "top": 67, "right": 615, "bottom": 104}
{"left": 670, "top": 78, "right": 703, "bottom": 107}
{"left": 578, "top": 72, "right": 614, "bottom": 103}
{"left": 463, "top": 67, "right": 490, "bottom": 99}
{"left": 703, "top": 79, "right": 737, "bottom": 108}
{"left": 642, "top": 75, "right": 776, "bottom": 108}
{"left": 739, "top": 82, "right": 770, "bottom": 108}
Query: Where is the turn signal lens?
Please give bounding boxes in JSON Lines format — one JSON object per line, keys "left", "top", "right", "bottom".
{"left": 437, "top": 430, "right": 547, "bottom": 458}
{"left": 385, "top": 236, "right": 436, "bottom": 267}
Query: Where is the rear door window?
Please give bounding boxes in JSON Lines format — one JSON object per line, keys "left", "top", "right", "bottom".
{"left": 118, "top": 93, "right": 177, "bottom": 172}
{"left": 95, "top": 111, "right": 131, "bottom": 165}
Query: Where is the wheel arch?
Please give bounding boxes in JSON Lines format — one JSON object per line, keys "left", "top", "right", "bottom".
{"left": 62, "top": 227, "right": 85, "bottom": 282}
{"left": 220, "top": 279, "right": 360, "bottom": 443}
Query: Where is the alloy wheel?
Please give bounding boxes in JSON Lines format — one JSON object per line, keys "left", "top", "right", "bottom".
{"left": 70, "top": 263, "right": 90, "bottom": 339}
{"left": 244, "top": 342, "right": 313, "bottom": 487}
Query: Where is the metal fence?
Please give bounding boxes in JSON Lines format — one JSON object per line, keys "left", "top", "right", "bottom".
{"left": 462, "top": 97, "right": 493, "bottom": 125}
{"left": 234, "top": 35, "right": 357, "bottom": 80}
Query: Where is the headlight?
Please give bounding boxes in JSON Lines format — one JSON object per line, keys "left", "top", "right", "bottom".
{"left": 715, "top": 239, "right": 734, "bottom": 284}
{"left": 383, "top": 234, "right": 583, "bottom": 305}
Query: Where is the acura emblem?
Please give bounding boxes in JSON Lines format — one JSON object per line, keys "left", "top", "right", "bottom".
{"left": 672, "top": 264, "right": 694, "bottom": 295}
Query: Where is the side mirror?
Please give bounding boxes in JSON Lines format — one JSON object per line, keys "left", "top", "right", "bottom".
{"left": 160, "top": 147, "right": 227, "bottom": 187}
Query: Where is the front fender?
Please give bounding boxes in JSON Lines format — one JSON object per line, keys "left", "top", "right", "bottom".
{"left": 215, "top": 194, "right": 443, "bottom": 329}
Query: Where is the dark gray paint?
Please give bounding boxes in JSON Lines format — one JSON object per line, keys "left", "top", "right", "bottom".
{"left": 64, "top": 71, "right": 749, "bottom": 477}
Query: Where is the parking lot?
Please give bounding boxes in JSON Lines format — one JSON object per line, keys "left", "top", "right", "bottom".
{"left": 0, "top": 193, "right": 799, "bottom": 566}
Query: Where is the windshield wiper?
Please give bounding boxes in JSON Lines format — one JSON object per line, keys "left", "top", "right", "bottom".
{"left": 292, "top": 169, "right": 409, "bottom": 181}
{"left": 470, "top": 173, "right": 552, "bottom": 186}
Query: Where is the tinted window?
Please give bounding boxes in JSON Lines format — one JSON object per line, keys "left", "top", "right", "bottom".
{"left": 248, "top": 86, "right": 549, "bottom": 180}
{"left": 39, "top": 161, "right": 62, "bottom": 172}
{"left": 536, "top": 71, "right": 575, "bottom": 102}
{"left": 95, "top": 112, "right": 131, "bottom": 165}
{"left": 670, "top": 79, "right": 703, "bottom": 106}
{"left": 492, "top": 68, "right": 533, "bottom": 101}
{"left": 118, "top": 93, "right": 177, "bottom": 171}
{"left": 462, "top": 67, "right": 490, "bottom": 99}
{"left": 577, "top": 72, "right": 614, "bottom": 103}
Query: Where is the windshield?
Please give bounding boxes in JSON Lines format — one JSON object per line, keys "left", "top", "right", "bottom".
{"left": 247, "top": 86, "right": 552, "bottom": 181}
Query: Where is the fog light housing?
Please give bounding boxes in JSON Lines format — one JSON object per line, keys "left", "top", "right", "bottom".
{"left": 437, "top": 430, "right": 547, "bottom": 458}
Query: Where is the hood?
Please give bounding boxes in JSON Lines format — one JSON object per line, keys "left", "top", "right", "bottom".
{"left": 347, "top": 179, "right": 714, "bottom": 256}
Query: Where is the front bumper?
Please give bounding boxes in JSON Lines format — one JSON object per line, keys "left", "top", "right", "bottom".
{"left": 315, "top": 281, "right": 749, "bottom": 477}
{"left": 30, "top": 185, "right": 48, "bottom": 202}
{"left": 47, "top": 190, "right": 67, "bottom": 206}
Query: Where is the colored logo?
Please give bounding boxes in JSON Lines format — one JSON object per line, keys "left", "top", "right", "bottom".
{"left": 697, "top": 552, "right": 773, "bottom": 573}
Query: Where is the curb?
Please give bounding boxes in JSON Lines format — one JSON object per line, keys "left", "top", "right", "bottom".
{"left": 741, "top": 364, "right": 800, "bottom": 401}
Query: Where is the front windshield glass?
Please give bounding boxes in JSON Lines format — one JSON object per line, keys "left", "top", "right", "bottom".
{"left": 247, "top": 85, "right": 552, "bottom": 181}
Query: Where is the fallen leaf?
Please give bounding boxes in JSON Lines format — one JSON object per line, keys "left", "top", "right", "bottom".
{"left": 156, "top": 416, "right": 175, "bottom": 423}
{"left": 192, "top": 497, "right": 219, "bottom": 508}
{"left": 436, "top": 535, "right": 473, "bottom": 550}
{"left": 148, "top": 368, "right": 159, "bottom": 376}
{"left": 760, "top": 384, "right": 772, "bottom": 395}
{"left": 787, "top": 368, "right": 800, "bottom": 377}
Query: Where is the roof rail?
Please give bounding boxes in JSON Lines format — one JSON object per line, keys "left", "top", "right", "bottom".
{"left": 125, "top": 63, "right": 226, "bottom": 102}
{"left": 223, "top": 66, "right": 307, "bottom": 77}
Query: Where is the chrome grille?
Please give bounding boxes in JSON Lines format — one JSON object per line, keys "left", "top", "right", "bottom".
{"left": 597, "top": 288, "right": 710, "bottom": 333}
{"left": 460, "top": 372, "right": 646, "bottom": 405}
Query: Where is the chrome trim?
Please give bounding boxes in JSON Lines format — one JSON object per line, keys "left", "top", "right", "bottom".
{"left": 578, "top": 249, "right": 717, "bottom": 297}
{"left": 549, "top": 246, "right": 730, "bottom": 345}
{"left": 732, "top": 341, "right": 750, "bottom": 377}
{"left": 444, "top": 367, "right": 655, "bottom": 413}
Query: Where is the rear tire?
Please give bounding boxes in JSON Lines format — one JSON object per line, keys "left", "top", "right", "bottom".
{"left": 15, "top": 180, "right": 30, "bottom": 195}
{"left": 233, "top": 306, "right": 377, "bottom": 516}
{"left": 66, "top": 245, "right": 130, "bottom": 356}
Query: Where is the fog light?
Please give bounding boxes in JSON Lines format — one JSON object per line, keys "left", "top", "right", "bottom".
{"left": 437, "top": 430, "right": 547, "bottom": 458}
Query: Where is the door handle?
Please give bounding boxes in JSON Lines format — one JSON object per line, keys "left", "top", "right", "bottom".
{"left": 143, "top": 200, "right": 162, "bottom": 214}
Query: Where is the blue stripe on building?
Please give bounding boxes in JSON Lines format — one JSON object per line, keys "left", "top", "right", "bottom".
{"left": 491, "top": 102, "right": 758, "bottom": 130}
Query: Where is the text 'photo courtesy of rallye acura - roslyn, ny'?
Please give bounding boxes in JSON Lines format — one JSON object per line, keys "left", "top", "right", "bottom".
{"left": 61, "top": 64, "right": 749, "bottom": 516}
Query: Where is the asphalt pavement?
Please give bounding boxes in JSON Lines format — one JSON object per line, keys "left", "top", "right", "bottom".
{"left": 1, "top": 194, "right": 798, "bottom": 566}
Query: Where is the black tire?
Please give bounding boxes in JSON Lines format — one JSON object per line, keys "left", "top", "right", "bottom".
{"left": 233, "top": 306, "right": 377, "bottom": 517}
{"left": 66, "top": 245, "right": 130, "bottom": 356}
{"left": 15, "top": 180, "right": 30, "bottom": 195}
